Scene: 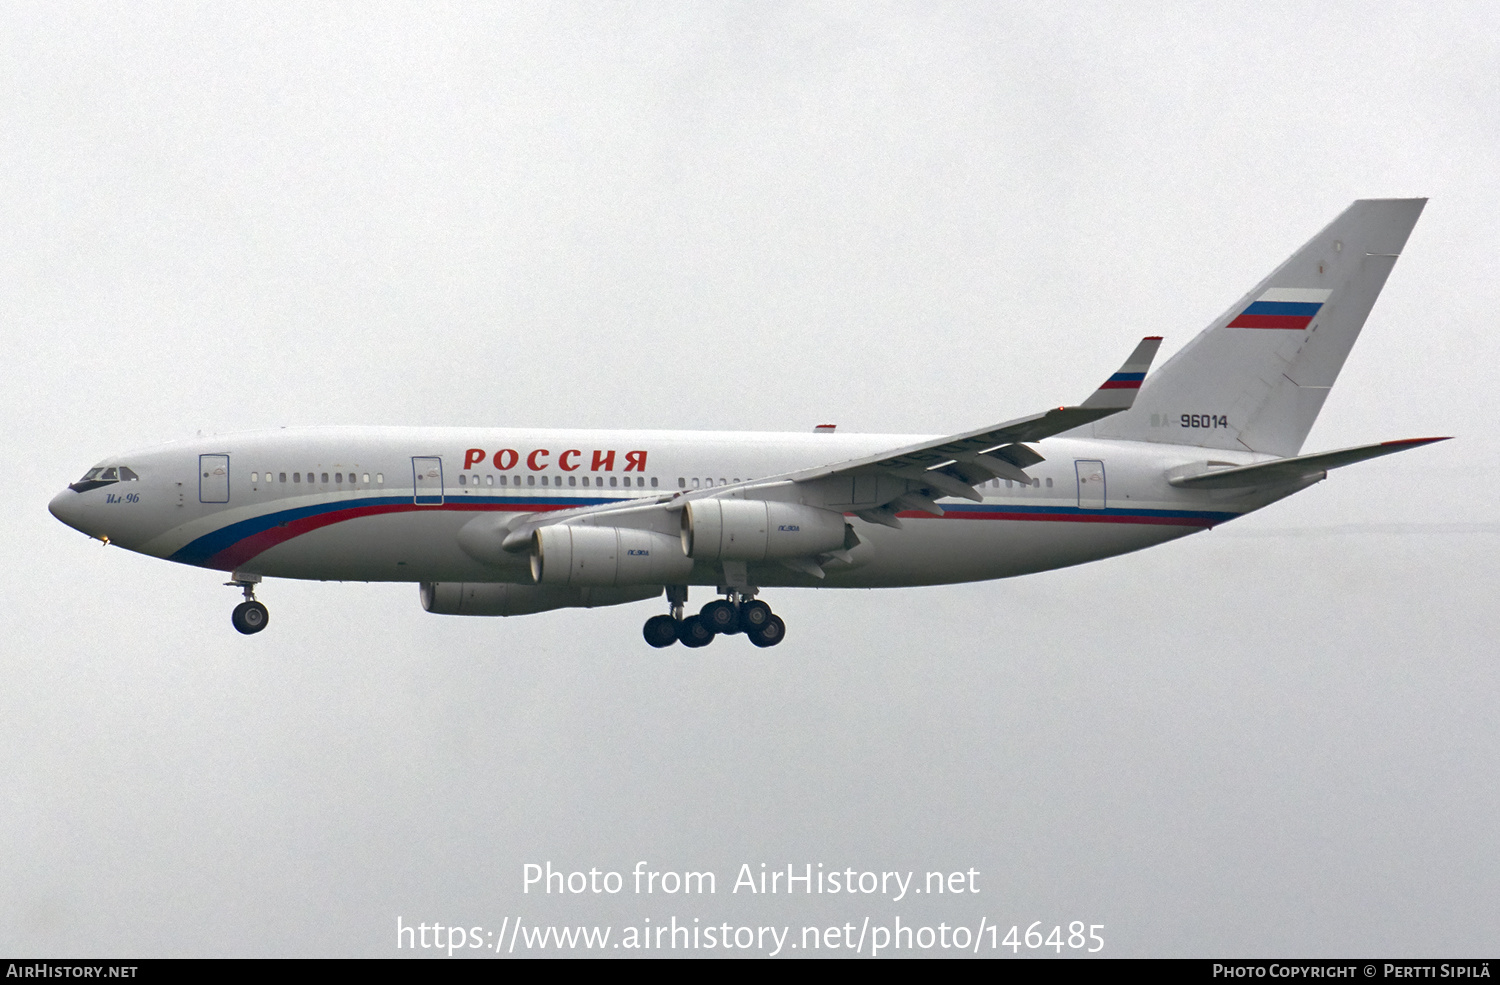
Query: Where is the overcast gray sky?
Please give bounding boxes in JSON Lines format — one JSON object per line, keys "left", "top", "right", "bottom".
{"left": 4, "top": 1, "right": 1497, "bottom": 957}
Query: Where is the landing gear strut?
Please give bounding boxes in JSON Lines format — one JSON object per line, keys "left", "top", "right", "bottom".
{"left": 640, "top": 588, "right": 786, "bottom": 649}
{"left": 226, "top": 573, "right": 269, "bottom": 635}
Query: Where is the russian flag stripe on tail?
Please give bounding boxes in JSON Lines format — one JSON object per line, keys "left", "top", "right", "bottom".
{"left": 1227, "top": 287, "right": 1332, "bottom": 330}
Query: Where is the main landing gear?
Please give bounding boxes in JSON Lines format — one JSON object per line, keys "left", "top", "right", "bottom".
{"left": 642, "top": 587, "right": 785, "bottom": 649}
{"left": 226, "top": 573, "right": 269, "bottom": 635}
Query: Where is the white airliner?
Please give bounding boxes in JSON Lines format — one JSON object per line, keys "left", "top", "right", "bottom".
{"left": 50, "top": 199, "right": 1446, "bottom": 647}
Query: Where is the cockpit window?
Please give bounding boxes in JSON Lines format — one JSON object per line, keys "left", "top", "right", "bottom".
{"left": 118, "top": 466, "right": 139, "bottom": 480}
{"left": 69, "top": 466, "right": 123, "bottom": 492}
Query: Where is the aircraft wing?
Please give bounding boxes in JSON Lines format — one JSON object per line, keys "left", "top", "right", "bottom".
{"left": 496, "top": 336, "right": 1162, "bottom": 548}
{"left": 784, "top": 336, "right": 1162, "bottom": 524}
{"left": 1168, "top": 436, "right": 1450, "bottom": 490}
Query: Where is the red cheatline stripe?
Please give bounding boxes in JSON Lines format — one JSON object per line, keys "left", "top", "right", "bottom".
{"left": 203, "top": 499, "right": 574, "bottom": 571}
{"left": 1098, "top": 380, "right": 1143, "bottom": 390}
{"left": 893, "top": 509, "right": 1218, "bottom": 527}
{"left": 202, "top": 498, "right": 1231, "bottom": 571}
{"left": 1227, "top": 314, "right": 1313, "bottom": 329}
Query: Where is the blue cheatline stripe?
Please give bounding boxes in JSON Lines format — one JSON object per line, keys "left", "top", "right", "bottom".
{"left": 1107, "top": 372, "right": 1146, "bottom": 382}
{"left": 939, "top": 502, "right": 1242, "bottom": 522}
{"left": 167, "top": 493, "right": 629, "bottom": 566}
{"left": 1242, "top": 300, "right": 1323, "bottom": 317}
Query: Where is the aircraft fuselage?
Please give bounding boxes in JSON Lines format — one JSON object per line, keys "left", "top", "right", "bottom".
{"left": 49, "top": 425, "right": 1289, "bottom": 590}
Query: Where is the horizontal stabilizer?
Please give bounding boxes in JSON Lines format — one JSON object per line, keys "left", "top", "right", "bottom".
{"left": 1169, "top": 437, "right": 1449, "bottom": 490}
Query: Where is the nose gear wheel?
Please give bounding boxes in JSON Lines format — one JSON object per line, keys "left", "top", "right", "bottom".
{"left": 232, "top": 600, "right": 269, "bottom": 635}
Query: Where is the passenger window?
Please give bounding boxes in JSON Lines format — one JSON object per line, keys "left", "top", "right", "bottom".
{"left": 692, "top": 478, "right": 700, "bottom": 489}
{"left": 651, "top": 477, "right": 659, "bottom": 488}
{"left": 1004, "top": 479, "right": 1012, "bottom": 488}
{"left": 251, "top": 472, "right": 259, "bottom": 483}
{"left": 377, "top": 473, "right": 384, "bottom": 484}
{"left": 321, "top": 472, "right": 329, "bottom": 484}
{"left": 639, "top": 477, "right": 646, "bottom": 487}
{"left": 1045, "top": 477, "right": 1053, "bottom": 488}
{"left": 568, "top": 475, "right": 577, "bottom": 487}
{"left": 610, "top": 477, "right": 618, "bottom": 487}
{"left": 1032, "top": 478, "right": 1040, "bottom": 488}
{"left": 362, "top": 473, "right": 370, "bottom": 483}
{"left": 279, "top": 473, "right": 287, "bottom": 483}
{"left": 486, "top": 475, "right": 494, "bottom": 486}
{"left": 336, "top": 473, "right": 343, "bottom": 483}
{"left": 678, "top": 478, "right": 686, "bottom": 488}
{"left": 527, "top": 475, "right": 535, "bottom": 486}
{"left": 499, "top": 475, "right": 508, "bottom": 486}
{"left": 293, "top": 473, "right": 301, "bottom": 483}
{"left": 458, "top": 474, "right": 466, "bottom": 486}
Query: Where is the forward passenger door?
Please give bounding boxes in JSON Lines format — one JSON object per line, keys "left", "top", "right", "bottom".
{"left": 413, "top": 457, "right": 444, "bottom": 505}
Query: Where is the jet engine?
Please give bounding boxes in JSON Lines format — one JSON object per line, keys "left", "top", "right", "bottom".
{"left": 420, "top": 581, "right": 661, "bottom": 616}
{"left": 680, "top": 499, "right": 849, "bottom": 561}
{"left": 529, "top": 525, "right": 694, "bottom": 587}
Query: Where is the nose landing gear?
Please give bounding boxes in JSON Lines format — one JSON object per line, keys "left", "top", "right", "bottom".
{"left": 639, "top": 588, "right": 786, "bottom": 649}
{"left": 226, "top": 573, "right": 269, "bottom": 635}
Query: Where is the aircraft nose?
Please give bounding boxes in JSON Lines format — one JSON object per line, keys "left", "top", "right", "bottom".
{"left": 49, "top": 488, "right": 89, "bottom": 533}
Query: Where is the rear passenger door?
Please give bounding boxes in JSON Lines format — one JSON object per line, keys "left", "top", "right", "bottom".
{"left": 199, "top": 454, "right": 230, "bottom": 503}
{"left": 1075, "top": 460, "right": 1105, "bottom": 510}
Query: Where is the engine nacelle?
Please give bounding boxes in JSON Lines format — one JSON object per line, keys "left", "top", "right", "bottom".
{"left": 529, "top": 524, "right": 694, "bottom": 587}
{"left": 681, "top": 499, "right": 849, "bottom": 561}
{"left": 420, "top": 582, "right": 661, "bottom": 616}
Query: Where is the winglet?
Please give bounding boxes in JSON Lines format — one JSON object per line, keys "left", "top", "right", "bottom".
{"left": 1079, "top": 336, "right": 1163, "bottom": 410}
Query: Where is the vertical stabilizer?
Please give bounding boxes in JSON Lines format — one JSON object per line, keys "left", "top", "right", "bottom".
{"left": 1088, "top": 199, "right": 1426, "bottom": 456}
